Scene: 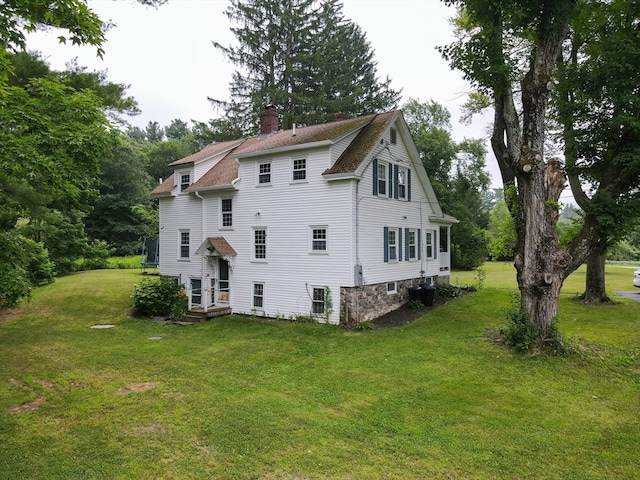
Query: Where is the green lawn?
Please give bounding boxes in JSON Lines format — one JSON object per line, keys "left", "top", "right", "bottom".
{"left": 0, "top": 267, "right": 638, "bottom": 479}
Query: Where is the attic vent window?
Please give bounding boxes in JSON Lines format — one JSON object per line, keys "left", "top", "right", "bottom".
{"left": 390, "top": 128, "right": 397, "bottom": 145}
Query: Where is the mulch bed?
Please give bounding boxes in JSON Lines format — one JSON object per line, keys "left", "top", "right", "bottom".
{"left": 371, "top": 292, "right": 464, "bottom": 328}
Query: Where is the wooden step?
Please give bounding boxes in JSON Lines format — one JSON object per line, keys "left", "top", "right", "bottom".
{"left": 181, "top": 306, "right": 232, "bottom": 322}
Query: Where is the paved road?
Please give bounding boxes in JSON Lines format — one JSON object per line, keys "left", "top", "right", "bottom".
{"left": 615, "top": 290, "right": 640, "bottom": 302}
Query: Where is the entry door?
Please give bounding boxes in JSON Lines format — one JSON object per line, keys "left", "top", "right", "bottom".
{"left": 190, "top": 278, "right": 202, "bottom": 306}
{"left": 218, "top": 259, "right": 230, "bottom": 303}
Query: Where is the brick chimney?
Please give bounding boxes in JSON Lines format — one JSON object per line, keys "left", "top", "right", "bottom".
{"left": 259, "top": 105, "right": 279, "bottom": 135}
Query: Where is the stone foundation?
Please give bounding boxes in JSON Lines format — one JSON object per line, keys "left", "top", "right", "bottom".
{"left": 340, "top": 277, "right": 437, "bottom": 324}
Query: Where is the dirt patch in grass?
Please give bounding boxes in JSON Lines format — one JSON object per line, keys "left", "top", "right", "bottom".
{"left": 0, "top": 308, "right": 20, "bottom": 324}
{"left": 116, "top": 382, "right": 158, "bottom": 395}
{"left": 5, "top": 397, "right": 46, "bottom": 414}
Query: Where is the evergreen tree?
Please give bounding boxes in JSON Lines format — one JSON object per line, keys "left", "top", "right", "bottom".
{"left": 214, "top": 0, "right": 400, "bottom": 131}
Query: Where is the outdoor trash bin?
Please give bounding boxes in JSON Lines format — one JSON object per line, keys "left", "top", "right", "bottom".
{"left": 408, "top": 285, "right": 422, "bottom": 302}
{"left": 419, "top": 284, "right": 435, "bottom": 307}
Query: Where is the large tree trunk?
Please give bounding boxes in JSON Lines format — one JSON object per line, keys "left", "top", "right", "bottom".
{"left": 496, "top": 2, "right": 578, "bottom": 348}
{"left": 513, "top": 161, "right": 568, "bottom": 346}
{"left": 580, "top": 243, "right": 612, "bottom": 304}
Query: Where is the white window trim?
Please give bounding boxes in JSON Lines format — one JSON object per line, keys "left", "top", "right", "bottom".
{"left": 388, "top": 228, "right": 398, "bottom": 262}
{"left": 309, "top": 225, "right": 328, "bottom": 254}
{"left": 408, "top": 228, "right": 417, "bottom": 261}
{"left": 311, "top": 286, "right": 325, "bottom": 315}
{"left": 252, "top": 282, "right": 265, "bottom": 310}
{"left": 252, "top": 227, "right": 267, "bottom": 262}
{"left": 386, "top": 281, "right": 397, "bottom": 295}
{"left": 425, "top": 231, "right": 434, "bottom": 260}
{"left": 377, "top": 161, "right": 387, "bottom": 197}
{"left": 257, "top": 162, "right": 272, "bottom": 186}
{"left": 220, "top": 197, "right": 233, "bottom": 229}
{"left": 178, "top": 229, "right": 190, "bottom": 261}
{"left": 178, "top": 170, "right": 192, "bottom": 193}
{"left": 291, "top": 157, "right": 307, "bottom": 183}
{"left": 398, "top": 167, "right": 407, "bottom": 200}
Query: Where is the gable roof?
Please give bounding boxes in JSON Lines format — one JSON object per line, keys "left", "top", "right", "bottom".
{"left": 151, "top": 111, "right": 423, "bottom": 196}
{"left": 323, "top": 111, "right": 398, "bottom": 175}
{"left": 170, "top": 139, "right": 245, "bottom": 167}
{"left": 195, "top": 237, "right": 237, "bottom": 256}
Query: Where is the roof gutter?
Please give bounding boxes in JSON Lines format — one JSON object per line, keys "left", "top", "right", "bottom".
{"left": 429, "top": 214, "right": 459, "bottom": 225}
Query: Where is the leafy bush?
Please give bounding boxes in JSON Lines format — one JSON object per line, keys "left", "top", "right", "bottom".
{"left": 132, "top": 276, "right": 187, "bottom": 320}
{"left": 434, "top": 282, "right": 461, "bottom": 298}
{"left": 77, "top": 240, "right": 113, "bottom": 271}
{"left": 499, "top": 294, "right": 563, "bottom": 353}
{"left": 353, "top": 320, "right": 374, "bottom": 331}
{"left": 408, "top": 299, "right": 424, "bottom": 310}
{"left": 0, "top": 232, "right": 54, "bottom": 309}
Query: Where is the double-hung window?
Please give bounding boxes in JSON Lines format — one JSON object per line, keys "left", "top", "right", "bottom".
{"left": 311, "top": 226, "right": 327, "bottom": 253}
{"left": 221, "top": 198, "right": 232, "bottom": 227}
{"left": 426, "top": 231, "right": 434, "bottom": 259}
{"left": 398, "top": 168, "right": 407, "bottom": 200}
{"left": 253, "top": 228, "right": 267, "bottom": 260}
{"left": 253, "top": 283, "right": 264, "bottom": 308}
{"left": 388, "top": 228, "right": 397, "bottom": 261}
{"left": 312, "top": 287, "right": 325, "bottom": 315}
{"left": 258, "top": 162, "right": 271, "bottom": 185}
{"left": 180, "top": 172, "right": 191, "bottom": 191}
{"left": 292, "top": 158, "right": 306, "bottom": 181}
{"left": 179, "top": 230, "right": 190, "bottom": 259}
{"left": 377, "top": 162, "right": 387, "bottom": 196}
{"left": 408, "top": 229, "right": 417, "bottom": 260}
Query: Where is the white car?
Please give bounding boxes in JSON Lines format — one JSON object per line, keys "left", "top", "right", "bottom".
{"left": 634, "top": 269, "right": 640, "bottom": 288}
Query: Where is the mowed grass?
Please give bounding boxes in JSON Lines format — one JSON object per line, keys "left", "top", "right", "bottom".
{"left": 0, "top": 267, "right": 638, "bottom": 479}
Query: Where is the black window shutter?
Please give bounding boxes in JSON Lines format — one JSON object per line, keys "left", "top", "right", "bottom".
{"left": 388, "top": 164, "right": 393, "bottom": 198}
{"left": 405, "top": 228, "right": 410, "bottom": 261}
{"left": 407, "top": 169, "right": 412, "bottom": 202}
{"left": 398, "top": 228, "right": 402, "bottom": 261}
{"left": 393, "top": 164, "right": 399, "bottom": 199}
{"left": 373, "top": 158, "right": 378, "bottom": 196}
{"left": 417, "top": 228, "right": 421, "bottom": 259}
{"left": 383, "top": 226, "right": 389, "bottom": 262}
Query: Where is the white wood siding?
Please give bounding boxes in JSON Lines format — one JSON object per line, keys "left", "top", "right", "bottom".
{"left": 158, "top": 194, "right": 203, "bottom": 282}
{"left": 355, "top": 129, "right": 442, "bottom": 285}
{"left": 158, "top": 116, "right": 451, "bottom": 323}
{"left": 172, "top": 148, "right": 355, "bottom": 323}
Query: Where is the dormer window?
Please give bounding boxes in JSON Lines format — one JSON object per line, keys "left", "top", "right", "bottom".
{"left": 180, "top": 172, "right": 191, "bottom": 191}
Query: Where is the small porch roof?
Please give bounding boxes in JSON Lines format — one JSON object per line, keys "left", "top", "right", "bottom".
{"left": 195, "top": 237, "right": 237, "bottom": 257}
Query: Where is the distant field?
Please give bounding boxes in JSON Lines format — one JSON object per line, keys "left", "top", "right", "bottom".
{"left": 452, "top": 261, "right": 637, "bottom": 295}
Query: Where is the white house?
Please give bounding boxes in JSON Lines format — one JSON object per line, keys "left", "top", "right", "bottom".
{"left": 151, "top": 108, "right": 457, "bottom": 324}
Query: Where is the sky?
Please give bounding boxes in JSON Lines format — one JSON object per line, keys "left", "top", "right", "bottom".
{"left": 26, "top": 0, "right": 501, "bottom": 188}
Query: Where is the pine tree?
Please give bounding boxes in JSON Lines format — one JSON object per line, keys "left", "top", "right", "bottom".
{"left": 213, "top": 0, "right": 400, "bottom": 131}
